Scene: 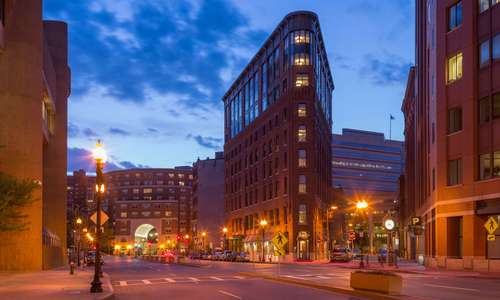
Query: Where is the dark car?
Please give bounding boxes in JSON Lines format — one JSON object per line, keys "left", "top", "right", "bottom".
{"left": 86, "top": 251, "right": 104, "bottom": 265}
{"left": 330, "top": 247, "right": 352, "bottom": 262}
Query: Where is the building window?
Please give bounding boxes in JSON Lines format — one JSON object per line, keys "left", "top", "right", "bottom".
{"left": 298, "top": 103, "right": 306, "bottom": 117}
{"left": 132, "top": 188, "right": 139, "bottom": 194}
{"left": 298, "top": 204, "right": 307, "bottom": 224}
{"left": 432, "top": 122, "right": 435, "bottom": 143}
{"left": 432, "top": 168, "right": 436, "bottom": 190}
{"left": 479, "top": 153, "right": 492, "bottom": 180}
{"left": 293, "top": 53, "right": 310, "bottom": 65}
{"left": 143, "top": 188, "right": 152, "bottom": 194}
{"left": 298, "top": 150, "right": 307, "bottom": 167}
{"left": 120, "top": 212, "right": 127, "bottom": 218}
{"left": 494, "top": 151, "right": 500, "bottom": 177}
{"left": 295, "top": 74, "right": 309, "bottom": 87}
{"left": 448, "top": 158, "right": 462, "bottom": 186}
{"left": 493, "top": 34, "right": 500, "bottom": 60}
{"left": 479, "top": 0, "right": 490, "bottom": 13}
{"left": 479, "top": 40, "right": 490, "bottom": 66}
{"left": 448, "top": 1, "right": 462, "bottom": 31}
{"left": 294, "top": 31, "right": 310, "bottom": 44}
{"left": 494, "top": 92, "right": 500, "bottom": 119}
{"left": 179, "top": 181, "right": 185, "bottom": 186}
{"left": 297, "top": 126, "right": 306, "bottom": 142}
{"left": 479, "top": 97, "right": 491, "bottom": 124}
{"left": 447, "top": 52, "right": 463, "bottom": 83}
{"left": 298, "top": 175, "right": 306, "bottom": 193}
{"left": 448, "top": 107, "right": 462, "bottom": 134}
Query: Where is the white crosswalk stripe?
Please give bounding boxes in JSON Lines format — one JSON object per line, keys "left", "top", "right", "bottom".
{"left": 164, "top": 278, "right": 175, "bottom": 283}
{"left": 119, "top": 281, "right": 127, "bottom": 286}
{"left": 210, "top": 276, "right": 224, "bottom": 281}
{"left": 142, "top": 280, "right": 152, "bottom": 285}
{"left": 114, "top": 275, "right": 250, "bottom": 287}
{"left": 188, "top": 277, "right": 200, "bottom": 282}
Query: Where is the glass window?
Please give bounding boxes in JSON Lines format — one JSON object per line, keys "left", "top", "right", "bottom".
{"left": 143, "top": 188, "right": 152, "bottom": 193}
{"left": 293, "top": 53, "right": 310, "bottom": 65}
{"left": 448, "top": 107, "right": 462, "bottom": 134}
{"left": 479, "top": 153, "right": 492, "bottom": 180}
{"left": 479, "top": 40, "right": 490, "bottom": 66}
{"left": 448, "top": 158, "right": 462, "bottom": 186}
{"left": 297, "top": 126, "right": 306, "bottom": 142}
{"left": 493, "top": 34, "right": 500, "bottom": 59}
{"left": 494, "top": 151, "right": 500, "bottom": 177}
{"left": 120, "top": 212, "right": 127, "bottom": 218}
{"left": 294, "top": 31, "right": 310, "bottom": 44}
{"left": 132, "top": 188, "right": 139, "bottom": 194}
{"left": 448, "top": 1, "right": 462, "bottom": 31}
{"left": 479, "top": 0, "right": 490, "bottom": 13}
{"left": 447, "top": 52, "right": 463, "bottom": 83}
{"left": 479, "top": 97, "right": 490, "bottom": 124}
{"left": 298, "top": 204, "right": 307, "bottom": 224}
{"left": 298, "top": 150, "right": 307, "bottom": 167}
{"left": 298, "top": 175, "right": 306, "bottom": 193}
{"left": 494, "top": 93, "right": 500, "bottom": 119}
{"left": 298, "top": 103, "right": 306, "bottom": 117}
{"left": 179, "top": 181, "right": 185, "bottom": 186}
{"left": 295, "top": 74, "right": 309, "bottom": 87}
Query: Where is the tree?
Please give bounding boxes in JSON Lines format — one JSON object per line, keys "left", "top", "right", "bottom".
{"left": 0, "top": 172, "right": 39, "bottom": 232}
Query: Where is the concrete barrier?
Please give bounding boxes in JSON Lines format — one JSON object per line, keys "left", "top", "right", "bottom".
{"left": 350, "top": 270, "right": 403, "bottom": 295}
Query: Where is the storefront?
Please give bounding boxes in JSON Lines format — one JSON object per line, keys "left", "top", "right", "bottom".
{"left": 296, "top": 231, "right": 311, "bottom": 260}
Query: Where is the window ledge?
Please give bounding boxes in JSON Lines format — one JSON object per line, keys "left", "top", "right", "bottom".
{"left": 447, "top": 130, "right": 463, "bottom": 137}
{"left": 445, "top": 183, "right": 464, "bottom": 189}
{"left": 476, "top": 177, "right": 500, "bottom": 183}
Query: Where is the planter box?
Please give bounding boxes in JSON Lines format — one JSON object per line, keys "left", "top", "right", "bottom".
{"left": 350, "top": 271, "right": 402, "bottom": 294}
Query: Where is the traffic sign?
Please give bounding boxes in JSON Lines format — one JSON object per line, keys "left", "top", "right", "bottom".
{"left": 487, "top": 234, "right": 496, "bottom": 241}
{"left": 348, "top": 231, "right": 356, "bottom": 241}
{"left": 274, "top": 247, "right": 285, "bottom": 256}
{"left": 272, "top": 231, "right": 288, "bottom": 250}
{"left": 90, "top": 210, "right": 109, "bottom": 225}
{"left": 484, "top": 216, "right": 498, "bottom": 235}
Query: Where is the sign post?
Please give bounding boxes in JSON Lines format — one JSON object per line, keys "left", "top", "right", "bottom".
{"left": 484, "top": 216, "right": 498, "bottom": 241}
{"left": 272, "top": 232, "right": 288, "bottom": 277}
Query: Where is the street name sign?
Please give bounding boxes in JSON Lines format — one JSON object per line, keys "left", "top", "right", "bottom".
{"left": 487, "top": 234, "right": 496, "bottom": 241}
{"left": 484, "top": 216, "right": 498, "bottom": 235}
{"left": 90, "top": 210, "right": 109, "bottom": 225}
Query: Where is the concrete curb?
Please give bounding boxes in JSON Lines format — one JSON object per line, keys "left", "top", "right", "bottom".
{"left": 98, "top": 272, "right": 115, "bottom": 300}
{"left": 239, "top": 272, "right": 405, "bottom": 300}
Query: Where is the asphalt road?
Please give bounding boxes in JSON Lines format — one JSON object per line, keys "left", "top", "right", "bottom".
{"left": 105, "top": 256, "right": 362, "bottom": 300}
{"left": 104, "top": 256, "right": 500, "bottom": 300}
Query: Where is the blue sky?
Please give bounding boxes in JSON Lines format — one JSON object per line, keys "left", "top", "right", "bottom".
{"left": 43, "top": 0, "right": 415, "bottom": 172}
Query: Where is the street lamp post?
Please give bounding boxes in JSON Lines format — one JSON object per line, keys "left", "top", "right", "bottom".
{"left": 356, "top": 200, "right": 369, "bottom": 269}
{"left": 76, "top": 217, "right": 82, "bottom": 267}
{"left": 201, "top": 232, "right": 206, "bottom": 252}
{"left": 259, "top": 220, "right": 268, "bottom": 262}
{"left": 222, "top": 227, "right": 228, "bottom": 251}
{"left": 90, "top": 140, "right": 106, "bottom": 293}
{"left": 326, "top": 205, "right": 338, "bottom": 257}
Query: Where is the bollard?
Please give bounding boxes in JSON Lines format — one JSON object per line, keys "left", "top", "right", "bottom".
{"left": 69, "top": 261, "right": 75, "bottom": 275}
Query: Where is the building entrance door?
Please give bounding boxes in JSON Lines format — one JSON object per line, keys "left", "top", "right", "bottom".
{"left": 297, "top": 239, "right": 309, "bottom": 260}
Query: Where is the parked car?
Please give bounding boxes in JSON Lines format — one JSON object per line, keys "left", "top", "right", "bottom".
{"left": 213, "top": 251, "right": 224, "bottom": 260}
{"left": 330, "top": 247, "right": 353, "bottom": 262}
{"left": 86, "top": 251, "right": 104, "bottom": 265}
{"left": 235, "top": 252, "right": 250, "bottom": 262}
{"left": 222, "top": 250, "right": 237, "bottom": 261}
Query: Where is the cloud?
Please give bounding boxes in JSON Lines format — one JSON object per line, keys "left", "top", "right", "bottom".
{"left": 89, "top": 0, "right": 135, "bottom": 22}
{"left": 68, "top": 122, "right": 79, "bottom": 138}
{"left": 67, "top": 147, "right": 149, "bottom": 173}
{"left": 82, "top": 128, "right": 99, "bottom": 138}
{"left": 147, "top": 128, "right": 159, "bottom": 133}
{"left": 109, "top": 127, "right": 131, "bottom": 136}
{"left": 91, "top": 21, "right": 141, "bottom": 50}
{"left": 360, "top": 54, "right": 412, "bottom": 85}
{"left": 187, "top": 134, "right": 223, "bottom": 150}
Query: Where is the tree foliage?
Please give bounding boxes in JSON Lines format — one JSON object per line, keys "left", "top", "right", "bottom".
{"left": 0, "top": 172, "right": 39, "bottom": 232}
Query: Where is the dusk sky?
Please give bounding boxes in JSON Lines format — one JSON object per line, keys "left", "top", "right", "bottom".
{"left": 43, "top": 0, "right": 415, "bottom": 172}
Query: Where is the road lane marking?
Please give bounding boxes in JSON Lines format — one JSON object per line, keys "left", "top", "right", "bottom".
{"left": 284, "top": 275, "right": 306, "bottom": 280}
{"left": 211, "top": 276, "right": 224, "bottom": 281}
{"left": 164, "top": 278, "right": 175, "bottom": 283}
{"left": 119, "top": 281, "right": 127, "bottom": 286}
{"left": 188, "top": 277, "right": 200, "bottom": 282}
{"left": 316, "top": 276, "right": 331, "bottom": 279}
{"left": 142, "top": 280, "right": 152, "bottom": 285}
{"left": 424, "top": 284, "right": 479, "bottom": 292}
{"left": 233, "top": 276, "right": 245, "bottom": 279}
{"left": 218, "top": 290, "right": 243, "bottom": 299}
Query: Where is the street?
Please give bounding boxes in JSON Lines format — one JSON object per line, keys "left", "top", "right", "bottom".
{"left": 104, "top": 256, "right": 500, "bottom": 300}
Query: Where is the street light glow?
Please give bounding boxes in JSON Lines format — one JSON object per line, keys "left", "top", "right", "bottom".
{"left": 330, "top": 205, "right": 338, "bottom": 210}
{"left": 259, "top": 219, "right": 268, "bottom": 227}
{"left": 356, "top": 200, "right": 368, "bottom": 209}
{"left": 222, "top": 227, "right": 228, "bottom": 233}
{"left": 92, "top": 140, "right": 107, "bottom": 163}
{"left": 76, "top": 217, "right": 82, "bottom": 224}
{"left": 201, "top": 231, "right": 206, "bottom": 237}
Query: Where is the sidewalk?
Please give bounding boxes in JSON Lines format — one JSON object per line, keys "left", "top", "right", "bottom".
{"left": 0, "top": 266, "right": 114, "bottom": 300}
